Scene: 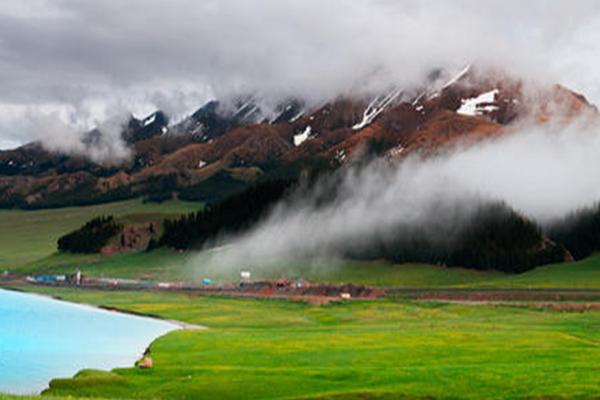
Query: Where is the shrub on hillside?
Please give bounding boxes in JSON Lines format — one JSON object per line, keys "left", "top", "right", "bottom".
{"left": 58, "top": 216, "right": 122, "bottom": 253}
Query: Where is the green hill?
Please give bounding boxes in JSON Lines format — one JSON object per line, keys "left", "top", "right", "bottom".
{"left": 1, "top": 199, "right": 598, "bottom": 289}
{"left": 468, "top": 255, "right": 600, "bottom": 289}
{"left": 0, "top": 199, "right": 203, "bottom": 269}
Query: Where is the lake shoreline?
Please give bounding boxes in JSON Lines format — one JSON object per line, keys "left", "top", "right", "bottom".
{"left": 0, "top": 287, "right": 194, "bottom": 396}
{"left": 0, "top": 284, "right": 206, "bottom": 331}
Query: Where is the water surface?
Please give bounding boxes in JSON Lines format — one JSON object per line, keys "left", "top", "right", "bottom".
{"left": 0, "top": 288, "right": 178, "bottom": 395}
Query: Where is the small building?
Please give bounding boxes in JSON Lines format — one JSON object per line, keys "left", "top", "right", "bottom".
{"left": 35, "top": 275, "right": 59, "bottom": 283}
{"left": 240, "top": 271, "right": 251, "bottom": 285}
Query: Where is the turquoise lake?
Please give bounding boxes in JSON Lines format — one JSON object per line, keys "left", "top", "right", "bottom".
{"left": 0, "top": 288, "right": 178, "bottom": 395}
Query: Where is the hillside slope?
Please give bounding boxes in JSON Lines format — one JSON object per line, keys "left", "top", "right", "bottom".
{"left": 1, "top": 66, "right": 596, "bottom": 209}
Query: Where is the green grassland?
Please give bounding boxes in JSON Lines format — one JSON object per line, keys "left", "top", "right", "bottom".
{"left": 0, "top": 397, "right": 115, "bottom": 400}
{"left": 10, "top": 247, "right": 600, "bottom": 289}
{"left": 472, "top": 255, "right": 600, "bottom": 289}
{"left": 11, "top": 249, "right": 505, "bottom": 286}
{"left": 4, "top": 286, "right": 599, "bottom": 400}
{"left": 0, "top": 199, "right": 203, "bottom": 269}
{"left": 1, "top": 200, "right": 600, "bottom": 400}
{"left": 10, "top": 250, "right": 193, "bottom": 281}
{"left": 1, "top": 198, "right": 599, "bottom": 289}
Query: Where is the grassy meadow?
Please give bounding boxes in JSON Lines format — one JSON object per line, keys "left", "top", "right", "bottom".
{"left": 1, "top": 200, "right": 599, "bottom": 399}
{"left": 474, "top": 255, "right": 600, "bottom": 289}
{"left": 9, "top": 246, "right": 600, "bottom": 289}
{"left": 4, "top": 286, "right": 599, "bottom": 400}
{"left": 0, "top": 199, "right": 203, "bottom": 269}
{"left": 2, "top": 197, "right": 599, "bottom": 289}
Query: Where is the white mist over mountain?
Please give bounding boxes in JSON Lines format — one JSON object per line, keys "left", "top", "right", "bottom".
{"left": 1, "top": 0, "right": 600, "bottom": 154}
{"left": 201, "top": 116, "right": 600, "bottom": 271}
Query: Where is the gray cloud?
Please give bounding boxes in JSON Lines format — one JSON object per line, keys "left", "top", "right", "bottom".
{"left": 1, "top": 0, "right": 600, "bottom": 151}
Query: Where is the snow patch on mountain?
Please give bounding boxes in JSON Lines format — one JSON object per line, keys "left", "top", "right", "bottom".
{"left": 294, "top": 126, "right": 312, "bottom": 146}
{"left": 334, "top": 149, "right": 347, "bottom": 164}
{"left": 457, "top": 89, "right": 499, "bottom": 116}
{"left": 387, "top": 145, "right": 405, "bottom": 158}
{"left": 353, "top": 87, "right": 403, "bottom": 130}
{"left": 425, "top": 64, "right": 472, "bottom": 101}
{"left": 269, "top": 105, "right": 293, "bottom": 123}
{"left": 290, "top": 111, "right": 304, "bottom": 123}
{"left": 143, "top": 113, "right": 157, "bottom": 126}
{"left": 442, "top": 64, "right": 472, "bottom": 90}
{"left": 235, "top": 101, "right": 260, "bottom": 121}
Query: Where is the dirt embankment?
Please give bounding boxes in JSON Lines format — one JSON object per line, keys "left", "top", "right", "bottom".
{"left": 100, "top": 222, "right": 158, "bottom": 256}
{"left": 387, "top": 289, "right": 600, "bottom": 310}
{"left": 13, "top": 277, "right": 600, "bottom": 309}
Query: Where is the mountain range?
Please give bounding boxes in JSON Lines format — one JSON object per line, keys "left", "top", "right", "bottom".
{"left": 0, "top": 65, "right": 596, "bottom": 209}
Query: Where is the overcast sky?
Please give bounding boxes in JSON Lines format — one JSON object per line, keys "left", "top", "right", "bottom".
{"left": 1, "top": 0, "right": 600, "bottom": 149}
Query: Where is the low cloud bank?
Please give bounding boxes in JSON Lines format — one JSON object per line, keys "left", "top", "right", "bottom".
{"left": 200, "top": 118, "right": 600, "bottom": 271}
{"left": 7, "top": 108, "right": 132, "bottom": 164}
{"left": 2, "top": 0, "right": 600, "bottom": 157}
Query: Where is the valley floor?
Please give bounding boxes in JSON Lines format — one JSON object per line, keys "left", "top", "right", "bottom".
{"left": 1, "top": 200, "right": 599, "bottom": 399}
{"left": 0, "top": 285, "right": 598, "bottom": 400}
{"left": 2, "top": 197, "right": 599, "bottom": 291}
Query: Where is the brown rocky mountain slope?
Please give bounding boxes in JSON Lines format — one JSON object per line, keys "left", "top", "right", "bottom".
{"left": 0, "top": 66, "right": 596, "bottom": 208}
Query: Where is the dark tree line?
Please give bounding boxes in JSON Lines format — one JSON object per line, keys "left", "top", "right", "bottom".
{"left": 546, "top": 203, "right": 600, "bottom": 260}
{"left": 142, "top": 174, "right": 178, "bottom": 203}
{"left": 58, "top": 216, "right": 122, "bottom": 253}
{"left": 178, "top": 172, "right": 249, "bottom": 203}
{"left": 159, "top": 180, "right": 570, "bottom": 273}
{"left": 55, "top": 171, "right": 600, "bottom": 274}
{"left": 445, "top": 204, "right": 565, "bottom": 272}
{"left": 160, "top": 179, "right": 297, "bottom": 249}
{"left": 341, "top": 203, "right": 567, "bottom": 274}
